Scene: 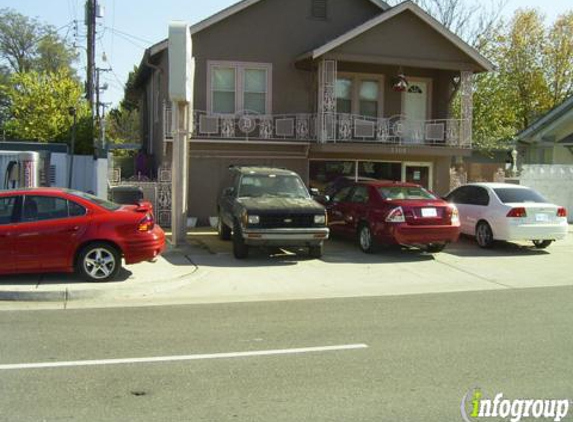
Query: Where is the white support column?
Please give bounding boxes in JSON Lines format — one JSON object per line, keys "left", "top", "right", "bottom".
{"left": 317, "top": 59, "right": 337, "bottom": 143}
{"left": 171, "top": 101, "right": 189, "bottom": 246}
{"left": 460, "top": 71, "right": 473, "bottom": 148}
{"left": 168, "top": 22, "right": 193, "bottom": 247}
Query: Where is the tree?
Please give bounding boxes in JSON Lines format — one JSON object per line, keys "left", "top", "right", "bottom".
{"left": 471, "top": 9, "right": 573, "bottom": 150}
{"left": 0, "top": 8, "right": 77, "bottom": 74}
{"left": 544, "top": 12, "right": 573, "bottom": 106}
{"left": 2, "top": 69, "right": 93, "bottom": 152}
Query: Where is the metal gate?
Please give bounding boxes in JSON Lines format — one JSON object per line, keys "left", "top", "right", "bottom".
{"left": 108, "top": 166, "right": 172, "bottom": 228}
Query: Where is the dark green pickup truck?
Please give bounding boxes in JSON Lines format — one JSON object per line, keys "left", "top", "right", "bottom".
{"left": 217, "top": 166, "right": 329, "bottom": 259}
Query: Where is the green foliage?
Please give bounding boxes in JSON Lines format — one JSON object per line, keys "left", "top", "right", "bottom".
{"left": 472, "top": 9, "right": 573, "bottom": 151}
{"left": 0, "top": 8, "right": 77, "bottom": 74}
{"left": 2, "top": 69, "right": 93, "bottom": 152}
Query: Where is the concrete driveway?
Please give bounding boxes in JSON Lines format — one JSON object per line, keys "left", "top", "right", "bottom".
{"left": 2, "top": 227, "right": 571, "bottom": 310}
{"left": 155, "top": 227, "right": 573, "bottom": 306}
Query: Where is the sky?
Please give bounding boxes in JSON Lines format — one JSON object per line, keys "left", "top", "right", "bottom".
{"left": 1, "top": 0, "right": 571, "bottom": 107}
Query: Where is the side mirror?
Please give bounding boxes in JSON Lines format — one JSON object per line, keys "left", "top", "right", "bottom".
{"left": 309, "top": 187, "right": 320, "bottom": 197}
{"left": 314, "top": 194, "right": 330, "bottom": 205}
{"left": 223, "top": 187, "right": 235, "bottom": 197}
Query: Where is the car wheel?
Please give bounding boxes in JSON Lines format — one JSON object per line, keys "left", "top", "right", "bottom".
{"left": 232, "top": 221, "right": 249, "bottom": 259}
{"left": 309, "top": 244, "right": 323, "bottom": 259}
{"left": 358, "top": 224, "right": 375, "bottom": 254}
{"left": 425, "top": 242, "right": 446, "bottom": 253}
{"left": 76, "top": 242, "right": 121, "bottom": 282}
{"left": 532, "top": 240, "right": 552, "bottom": 249}
{"left": 218, "top": 215, "right": 231, "bottom": 241}
{"left": 475, "top": 221, "right": 494, "bottom": 249}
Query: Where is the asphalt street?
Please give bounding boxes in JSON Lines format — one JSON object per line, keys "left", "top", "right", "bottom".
{"left": 1, "top": 286, "right": 572, "bottom": 422}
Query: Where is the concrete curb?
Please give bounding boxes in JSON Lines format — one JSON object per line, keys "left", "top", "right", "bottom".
{"left": 0, "top": 247, "right": 200, "bottom": 303}
{"left": 0, "top": 268, "right": 199, "bottom": 303}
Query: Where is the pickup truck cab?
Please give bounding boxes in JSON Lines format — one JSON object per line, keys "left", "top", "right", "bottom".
{"left": 217, "top": 166, "right": 329, "bottom": 259}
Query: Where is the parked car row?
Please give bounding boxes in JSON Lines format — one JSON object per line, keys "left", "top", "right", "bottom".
{"left": 0, "top": 168, "right": 568, "bottom": 282}
{"left": 217, "top": 167, "right": 569, "bottom": 259}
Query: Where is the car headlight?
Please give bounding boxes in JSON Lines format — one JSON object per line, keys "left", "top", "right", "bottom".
{"left": 248, "top": 215, "right": 260, "bottom": 225}
{"left": 314, "top": 214, "right": 326, "bottom": 225}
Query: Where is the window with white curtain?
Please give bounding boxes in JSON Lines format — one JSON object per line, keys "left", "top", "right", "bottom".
{"left": 212, "top": 67, "right": 236, "bottom": 114}
{"left": 336, "top": 78, "right": 352, "bottom": 114}
{"left": 335, "top": 74, "right": 384, "bottom": 117}
{"left": 208, "top": 61, "right": 272, "bottom": 115}
{"left": 359, "top": 80, "right": 379, "bottom": 118}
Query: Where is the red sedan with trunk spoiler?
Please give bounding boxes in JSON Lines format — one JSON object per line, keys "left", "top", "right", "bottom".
{"left": 0, "top": 188, "right": 166, "bottom": 281}
{"left": 326, "top": 181, "right": 461, "bottom": 253}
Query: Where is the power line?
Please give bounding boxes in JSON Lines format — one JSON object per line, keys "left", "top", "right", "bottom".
{"left": 106, "top": 29, "right": 148, "bottom": 50}
{"left": 104, "top": 26, "right": 153, "bottom": 45}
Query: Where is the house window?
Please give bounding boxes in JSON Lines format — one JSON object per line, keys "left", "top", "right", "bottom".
{"left": 336, "top": 78, "right": 352, "bottom": 114}
{"left": 359, "top": 81, "right": 379, "bottom": 118}
{"left": 208, "top": 61, "right": 272, "bottom": 115}
{"left": 244, "top": 69, "right": 267, "bottom": 114}
{"left": 335, "top": 74, "right": 384, "bottom": 117}
{"left": 212, "top": 67, "right": 236, "bottom": 114}
{"left": 311, "top": 0, "right": 328, "bottom": 20}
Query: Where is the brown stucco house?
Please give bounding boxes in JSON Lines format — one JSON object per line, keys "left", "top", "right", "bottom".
{"left": 134, "top": 0, "right": 493, "bottom": 224}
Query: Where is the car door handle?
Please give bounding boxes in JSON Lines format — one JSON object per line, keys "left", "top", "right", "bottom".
{"left": 64, "top": 226, "right": 81, "bottom": 233}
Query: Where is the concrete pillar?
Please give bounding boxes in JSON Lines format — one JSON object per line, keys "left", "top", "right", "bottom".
{"left": 171, "top": 102, "right": 189, "bottom": 246}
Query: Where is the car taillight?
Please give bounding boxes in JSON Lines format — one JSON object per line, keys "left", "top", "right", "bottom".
{"left": 138, "top": 213, "right": 155, "bottom": 231}
{"left": 386, "top": 207, "right": 406, "bottom": 223}
{"left": 449, "top": 205, "right": 460, "bottom": 224}
{"left": 507, "top": 207, "right": 527, "bottom": 218}
{"left": 557, "top": 207, "right": 567, "bottom": 218}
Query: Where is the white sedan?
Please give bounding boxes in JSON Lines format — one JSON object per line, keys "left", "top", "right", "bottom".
{"left": 445, "top": 183, "right": 568, "bottom": 249}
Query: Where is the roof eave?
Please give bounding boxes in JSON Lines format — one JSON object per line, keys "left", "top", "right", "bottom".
{"left": 305, "top": 1, "right": 493, "bottom": 73}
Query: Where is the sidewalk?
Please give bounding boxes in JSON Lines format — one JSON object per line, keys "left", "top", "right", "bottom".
{"left": 0, "top": 243, "right": 198, "bottom": 304}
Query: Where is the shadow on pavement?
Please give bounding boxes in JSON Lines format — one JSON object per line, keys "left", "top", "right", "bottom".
{"left": 443, "top": 235, "right": 551, "bottom": 258}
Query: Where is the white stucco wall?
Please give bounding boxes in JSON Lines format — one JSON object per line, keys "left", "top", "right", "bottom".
{"left": 520, "top": 165, "right": 573, "bottom": 223}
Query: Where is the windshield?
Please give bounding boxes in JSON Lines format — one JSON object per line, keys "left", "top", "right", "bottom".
{"left": 238, "top": 174, "right": 310, "bottom": 199}
{"left": 68, "top": 190, "right": 121, "bottom": 211}
{"left": 493, "top": 188, "right": 548, "bottom": 204}
{"left": 378, "top": 186, "right": 437, "bottom": 200}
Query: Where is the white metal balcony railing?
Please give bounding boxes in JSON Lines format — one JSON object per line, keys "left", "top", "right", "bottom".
{"left": 163, "top": 106, "right": 471, "bottom": 148}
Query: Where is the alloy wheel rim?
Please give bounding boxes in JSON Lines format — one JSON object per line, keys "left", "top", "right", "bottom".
{"left": 84, "top": 248, "right": 116, "bottom": 279}
{"left": 360, "top": 227, "right": 371, "bottom": 250}
{"left": 477, "top": 224, "right": 490, "bottom": 246}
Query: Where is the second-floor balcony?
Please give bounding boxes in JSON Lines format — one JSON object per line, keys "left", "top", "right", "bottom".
{"left": 164, "top": 108, "right": 471, "bottom": 149}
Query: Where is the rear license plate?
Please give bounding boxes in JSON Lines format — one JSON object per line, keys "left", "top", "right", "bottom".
{"left": 421, "top": 208, "right": 438, "bottom": 218}
{"left": 535, "top": 213, "right": 549, "bottom": 222}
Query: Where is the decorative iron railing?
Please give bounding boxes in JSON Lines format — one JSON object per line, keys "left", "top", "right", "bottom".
{"left": 163, "top": 107, "right": 471, "bottom": 148}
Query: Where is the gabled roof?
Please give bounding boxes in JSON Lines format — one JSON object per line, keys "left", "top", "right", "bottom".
{"left": 188, "top": 0, "right": 390, "bottom": 35}
{"left": 298, "top": 1, "right": 494, "bottom": 72}
{"left": 516, "top": 96, "right": 573, "bottom": 141}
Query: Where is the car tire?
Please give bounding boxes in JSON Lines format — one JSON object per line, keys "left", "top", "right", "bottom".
{"left": 76, "top": 242, "right": 121, "bottom": 282}
{"left": 309, "top": 244, "right": 323, "bottom": 259}
{"left": 425, "top": 242, "right": 446, "bottom": 253}
{"left": 475, "top": 221, "right": 494, "bottom": 249}
{"left": 232, "top": 221, "right": 249, "bottom": 259}
{"left": 358, "top": 223, "right": 376, "bottom": 254}
{"left": 532, "top": 240, "right": 552, "bottom": 249}
{"left": 218, "top": 215, "right": 231, "bottom": 241}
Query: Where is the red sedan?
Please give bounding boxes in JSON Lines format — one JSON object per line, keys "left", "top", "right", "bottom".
{"left": 326, "top": 181, "right": 460, "bottom": 253}
{"left": 0, "top": 188, "right": 166, "bottom": 281}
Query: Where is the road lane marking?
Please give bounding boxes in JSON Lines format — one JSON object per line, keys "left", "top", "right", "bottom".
{"left": 0, "top": 344, "right": 369, "bottom": 371}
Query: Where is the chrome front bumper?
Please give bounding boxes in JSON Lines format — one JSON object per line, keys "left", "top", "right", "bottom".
{"left": 241, "top": 227, "right": 330, "bottom": 246}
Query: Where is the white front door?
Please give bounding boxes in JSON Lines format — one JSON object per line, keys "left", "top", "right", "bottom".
{"left": 403, "top": 81, "right": 428, "bottom": 121}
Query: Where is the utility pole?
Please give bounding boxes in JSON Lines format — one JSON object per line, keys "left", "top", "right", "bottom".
{"left": 95, "top": 67, "right": 110, "bottom": 156}
{"left": 85, "top": 0, "right": 96, "bottom": 116}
